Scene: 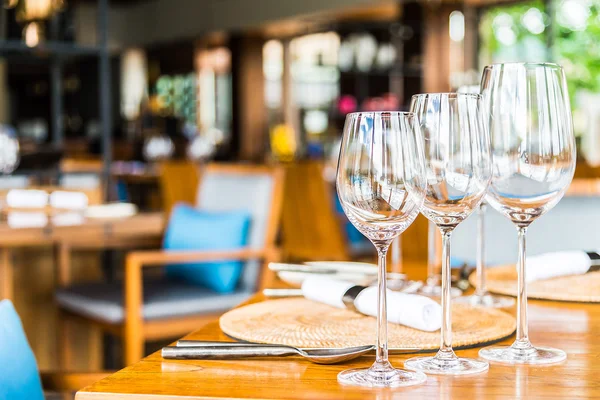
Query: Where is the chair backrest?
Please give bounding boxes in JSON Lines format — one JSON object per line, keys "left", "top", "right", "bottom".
{"left": 452, "top": 195, "right": 600, "bottom": 265}
{"left": 158, "top": 161, "right": 200, "bottom": 215}
{"left": 196, "top": 164, "right": 284, "bottom": 290}
{"left": 0, "top": 300, "right": 44, "bottom": 400}
{"left": 280, "top": 161, "right": 349, "bottom": 261}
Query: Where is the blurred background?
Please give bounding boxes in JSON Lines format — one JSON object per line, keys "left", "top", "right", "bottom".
{"left": 2, "top": 0, "right": 600, "bottom": 170}
{"left": 1, "top": 0, "right": 600, "bottom": 382}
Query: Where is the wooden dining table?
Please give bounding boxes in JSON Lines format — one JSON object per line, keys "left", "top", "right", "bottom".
{"left": 75, "top": 262, "right": 600, "bottom": 399}
{"left": 0, "top": 212, "right": 165, "bottom": 300}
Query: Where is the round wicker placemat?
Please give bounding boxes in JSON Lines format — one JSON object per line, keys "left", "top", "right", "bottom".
{"left": 219, "top": 298, "right": 516, "bottom": 351}
{"left": 469, "top": 265, "right": 600, "bottom": 303}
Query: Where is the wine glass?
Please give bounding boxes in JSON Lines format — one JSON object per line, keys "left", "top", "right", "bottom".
{"left": 417, "top": 220, "right": 462, "bottom": 298}
{"left": 452, "top": 85, "right": 514, "bottom": 308}
{"left": 336, "top": 111, "right": 427, "bottom": 387}
{"left": 454, "top": 85, "right": 514, "bottom": 308}
{"left": 478, "top": 63, "right": 575, "bottom": 364}
{"left": 404, "top": 93, "right": 491, "bottom": 375}
{"left": 454, "top": 201, "right": 515, "bottom": 308}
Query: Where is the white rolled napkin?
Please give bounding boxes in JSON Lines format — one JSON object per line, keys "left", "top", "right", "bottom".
{"left": 52, "top": 212, "right": 85, "bottom": 227}
{"left": 526, "top": 251, "right": 597, "bottom": 283}
{"left": 50, "top": 191, "right": 89, "bottom": 210}
{"left": 7, "top": 212, "right": 48, "bottom": 228}
{"left": 301, "top": 277, "right": 441, "bottom": 332}
{"left": 6, "top": 189, "right": 48, "bottom": 209}
{"left": 85, "top": 203, "right": 137, "bottom": 219}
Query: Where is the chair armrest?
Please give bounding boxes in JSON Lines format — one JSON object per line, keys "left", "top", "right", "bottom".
{"left": 126, "top": 248, "right": 275, "bottom": 267}
{"left": 122, "top": 246, "right": 279, "bottom": 363}
{"left": 39, "top": 371, "right": 113, "bottom": 392}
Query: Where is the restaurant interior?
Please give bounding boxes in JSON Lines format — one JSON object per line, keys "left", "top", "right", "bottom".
{"left": 0, "top": 0, "right": 599, "bottom": 398}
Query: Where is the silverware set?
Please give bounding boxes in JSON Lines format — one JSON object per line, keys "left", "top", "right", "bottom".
{"left": 162, "top": 340, "right": 422, "bottom": 364}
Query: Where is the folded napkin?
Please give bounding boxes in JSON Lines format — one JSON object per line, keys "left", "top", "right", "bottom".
{"left": 50, "top": 191, "right": 89, "bottom": 210}
{"left": 526, "top": 251, "right": 599, "bottom": 282}
{"left": 302, "top": 277, "right": 441, "bottom": 331}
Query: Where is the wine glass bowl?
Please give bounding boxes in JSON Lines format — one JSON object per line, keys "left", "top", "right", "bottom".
{"left": 481, "top": 62, "right": 575, "bottom": 225}
{"left": 478, "top": 62, "right": 575, "bottom": 364}
{"left": 417, "top": 95, "right": 491, "bottom": 228}
{"left": 337, "top": 114, "right": 426, "bottom": 244}
{"left": 336, "top": 111, "right": 427, "bottom": 387}
{"left": 404, "top": 92, "right": 491, "bottom": 375}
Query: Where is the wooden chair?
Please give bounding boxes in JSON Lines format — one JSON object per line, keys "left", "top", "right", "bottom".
{"left": 281, "top": 161, "right": 428, "bottom": 265}
{"left": 157, "top": 161, "right": 200, "bottom": 215}
{"left": 281, "top": 161, "right": 370, "bottom": 261}
{"left": 55, "top": 164, "right": 284, "bottom": 366}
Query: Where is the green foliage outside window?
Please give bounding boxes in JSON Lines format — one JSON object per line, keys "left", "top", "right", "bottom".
{"left": 554, "top": 0, "right": 600, "bottom": 103}
{"left": 479, "top": 0, "right": 600, "bottom": 136}
{"left": 479, "top": 0, "right": 548, "bottom": 67}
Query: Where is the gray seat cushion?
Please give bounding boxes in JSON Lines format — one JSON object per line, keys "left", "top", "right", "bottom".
{"left": 55, "top": 280, "right": 252, "bottom": 324}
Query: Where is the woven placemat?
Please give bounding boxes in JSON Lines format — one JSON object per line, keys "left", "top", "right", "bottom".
{"left": 470, "top": 265, "right": 600, "bottom": 303}
{"left": 219, "top": 298, "right": 515, "bottom": 351}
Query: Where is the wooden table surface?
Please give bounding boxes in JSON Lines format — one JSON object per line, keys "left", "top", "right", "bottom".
{"left": 0, "top": 212, "right": 164, "bottom": 247}
{"left": 76, "top": 263, "right": 600, "bottom": 400}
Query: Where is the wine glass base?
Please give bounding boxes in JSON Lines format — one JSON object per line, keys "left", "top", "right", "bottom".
{"left": 417, "top": 284, "right": 462, "bottom": 298}
{"left": 404, "top": 355, "right": 489, "bottom": 376}
{"left": 479, "top": 344, "right": 566, "bottom": 365}
{"left": 337, "top": 361, "right": 427, "bottom": 388}
{"left": 454, "top": 293, "right": 515, "bottom": 308}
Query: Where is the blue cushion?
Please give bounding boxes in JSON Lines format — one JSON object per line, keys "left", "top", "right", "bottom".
{"left": 334, "top": 193, "right": 369, "bottom": 247}
{"left": 0, "top": 300, "right": 44, "bottom": 400}
{"left": 164, "top": 204, "right": 251, "bottom": 293}
{"left": 450, "top": 257, "right": 465, "bottom": 269}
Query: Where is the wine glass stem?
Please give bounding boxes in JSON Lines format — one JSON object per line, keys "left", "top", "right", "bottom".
{"left": 475, "top": 203, "right": 487, "bottom": 297}
{"left": 515, "top": 226, "right": 530, "bottom": 346}
{"left": 440, "top": 229, "right": 454, "bottom": 356}
{"left": 376, "top": 246, "right": 390, "bottom": 364}
{"left": 427, "top": 221, "right": 439, "bottom": 286}
{"left": 391, "top": 236, "right": 402, "bottom": 273}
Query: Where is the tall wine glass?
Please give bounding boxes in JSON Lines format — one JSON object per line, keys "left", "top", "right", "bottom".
{"left": 478, "top": 63, "right": 575, "bottom": 364}
{"left": 455, "top": 86, "right": 514, "bottom": 308}
{"left": 454, "top": 201, "right": 515, "bottom": 308}
{"left": 336, "top": 111, "right": 427, "bottom": 387}
{"left": 417, "top": 220, "right": 462, "bottom": 297}
{"left": 404, "top": 93, "right": 491, "bottom": 375}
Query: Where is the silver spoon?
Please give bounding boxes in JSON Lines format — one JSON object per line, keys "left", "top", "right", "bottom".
{"left": 162, "top": 343, "right": 374, "bottom": 364}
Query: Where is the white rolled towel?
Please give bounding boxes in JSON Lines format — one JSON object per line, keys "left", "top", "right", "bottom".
{"left": 302, "top": 277, "right": 441, "bottom": 332}
{"left": 526, "top": 251, "right": 596, "bottom": 283}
